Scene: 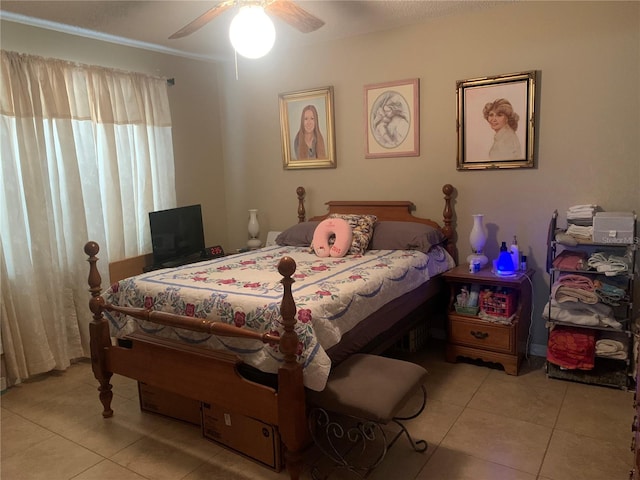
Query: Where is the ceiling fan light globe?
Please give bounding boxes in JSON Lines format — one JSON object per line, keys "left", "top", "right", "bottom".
{"left": 229, "top": 6, "right": 276, "bottom": 59}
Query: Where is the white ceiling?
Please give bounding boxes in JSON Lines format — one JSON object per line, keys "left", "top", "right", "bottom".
{"left": 0, "top": 1, "right": 507, "bottom": 62}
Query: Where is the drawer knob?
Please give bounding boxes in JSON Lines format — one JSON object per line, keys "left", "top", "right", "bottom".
{"left": 470, "top": 330, "right": 489, "bottom": 340}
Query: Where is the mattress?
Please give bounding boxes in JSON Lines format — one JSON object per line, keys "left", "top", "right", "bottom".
{"left": 105, "top": 245, "right": 454, "bottom": 390}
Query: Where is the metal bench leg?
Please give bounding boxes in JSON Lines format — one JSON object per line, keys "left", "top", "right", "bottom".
{"left": 308, "top": 408, "right": 388, "bottom": 479}
{"left": 392, "top": 385, "right": 428, "bottom": 453}
{"left": 308, "top": 385, "right": 429, "bottom": 478}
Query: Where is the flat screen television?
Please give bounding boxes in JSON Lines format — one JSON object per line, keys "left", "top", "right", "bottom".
{"left": 149, "top": 204, "right": 205, "bottom": 266}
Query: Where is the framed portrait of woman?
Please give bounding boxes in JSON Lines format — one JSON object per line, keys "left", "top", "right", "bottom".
{"left": 279, "top": 86, "right": 336, "bottom": 170}
{"left": 456, "top": 71, "right": 537, "bottom": 170}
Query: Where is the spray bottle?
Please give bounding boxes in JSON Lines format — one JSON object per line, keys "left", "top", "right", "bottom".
{"left": 510, "top": 236, "right": 520, "bottom": 272}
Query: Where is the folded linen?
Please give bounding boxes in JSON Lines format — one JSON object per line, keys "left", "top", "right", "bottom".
{"left": 547, "top": 326, "right": 595, "bottom": 370}
{"left": 566, "top": 205, "right": 600, "bottom": 220}
{"left": 598, "top": 350, "right": 627, "bottom": 360}
{"left": 595, "top": 337, "right": 627, "bottom": 359}
{"left": 552, "top": 285, "right": 599, "bottom": 304}
{"left": 543, "top": 300, "right": 622, "bottom": 330}
{"left": 594, "top": 280, "right": 627, "bottom": 306}
{"left": 566, "top": 224, "right": 593, "bottom": 239}
{"left": 595, "top": 338, "right": 625, "bottom": 354}
{"left": 551, "top": 274, "right": 598, "bottom": 304}
{"left": 567, "top": 204, "right": 599, "bottom": 212}
{"left": 552, "top": 250, "right": 588, "bottom": 271}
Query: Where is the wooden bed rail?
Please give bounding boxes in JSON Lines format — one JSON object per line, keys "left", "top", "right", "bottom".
{"left": 102, "top": 304, "right": 282, "bottom": 344}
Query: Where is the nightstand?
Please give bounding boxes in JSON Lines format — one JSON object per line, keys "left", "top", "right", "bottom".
{"left": 442, "top": 264, "right": 534, "bottom": 375}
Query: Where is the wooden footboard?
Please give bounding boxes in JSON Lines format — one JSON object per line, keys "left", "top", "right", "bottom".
{"left": 84, "top": 242, "right": 308, "bottom": 480}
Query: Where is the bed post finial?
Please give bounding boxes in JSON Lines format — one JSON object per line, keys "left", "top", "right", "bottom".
{"left": 296, "top": 186, "right": 306, "bottom": 223}
{"left": 84, "top": 241, "right": 114, "bottom": 418}
{"left": 84, "top": 241, "right": 106, "bottom": 319}
{"left": 276, "top": 255, "right": 308, "bottom": 480}
{"left": 277, "top": 256, "right": 298, "bottom": 364}
{"left": 441, "top": 184, "right": 457, "bottom": 264}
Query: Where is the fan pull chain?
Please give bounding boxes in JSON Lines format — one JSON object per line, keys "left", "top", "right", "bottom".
{"left": 234, "top": 49, "right": 239, "bottom": 81}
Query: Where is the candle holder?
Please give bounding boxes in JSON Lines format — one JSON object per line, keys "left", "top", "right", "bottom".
{"left": 467, "top": 214, "right": 489, "bottom": 267}
{"left": 247, "top": 209, "right": 261, "bottom": 249}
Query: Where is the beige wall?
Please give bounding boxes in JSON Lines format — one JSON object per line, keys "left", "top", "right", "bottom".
{"left": 0, "top": 20, "right": 229, "bottom": 250}
{"left": 218, "top": 1, "right": 640, "bottom": 351}
{"left": 2, "top": 1, "right": 639, "bottom": 351}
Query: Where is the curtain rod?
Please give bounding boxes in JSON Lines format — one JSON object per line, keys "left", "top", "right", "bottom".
{"left": 167, "top": 78, "right": 175, "bottom": 86}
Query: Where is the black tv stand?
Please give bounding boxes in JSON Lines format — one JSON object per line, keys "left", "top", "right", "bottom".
{"left": 143, "top": 246, "right": 225, "bottom": 273}
{"left": 143, "top": 255, "right": 204, "bottom": 273}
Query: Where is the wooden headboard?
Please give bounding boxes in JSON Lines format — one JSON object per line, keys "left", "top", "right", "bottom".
{"left": 296, "top": 184, "right": 457, "bottom": 263}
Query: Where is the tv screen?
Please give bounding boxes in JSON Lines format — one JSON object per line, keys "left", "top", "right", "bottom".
{"left": 149, "top": 205, "right": 205, "bottom": 266}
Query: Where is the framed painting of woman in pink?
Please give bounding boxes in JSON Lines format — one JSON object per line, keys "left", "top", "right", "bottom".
{"left": 456, "top": 71, "right": 537, "bottom": 170}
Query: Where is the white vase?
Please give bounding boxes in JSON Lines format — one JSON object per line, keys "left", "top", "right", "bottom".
{"left": 466, "top": 214, "right": 489, "bottom": 266}
{"left": 247, "top": 209, "right": 261, "bottom": 249}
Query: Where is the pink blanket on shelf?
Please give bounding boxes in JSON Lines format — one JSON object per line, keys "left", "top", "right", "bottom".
{"left": 552, "top": 250, "right": 588, "bottom": 271}
{"left": 546, "top": 326, "right": 595, "bottom": 370}
{"left": 551, "top": 273, "right": 598, "bottom": 304}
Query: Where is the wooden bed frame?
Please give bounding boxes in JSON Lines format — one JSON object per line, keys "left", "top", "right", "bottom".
{"left": 84, "top": 184, "right": 456, "bottom": 480}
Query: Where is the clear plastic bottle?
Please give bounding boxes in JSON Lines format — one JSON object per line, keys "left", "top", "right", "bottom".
{"left": 510, "top": 236, "right": 520, "bottom": 271}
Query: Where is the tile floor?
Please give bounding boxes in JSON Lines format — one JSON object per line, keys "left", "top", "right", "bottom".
{"left": 1, "top": 341, "right": 636, "bottom": 480}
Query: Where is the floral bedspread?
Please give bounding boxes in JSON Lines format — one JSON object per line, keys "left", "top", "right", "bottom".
{"left": 105, "top": 245, "right": 454, "bottom": 391}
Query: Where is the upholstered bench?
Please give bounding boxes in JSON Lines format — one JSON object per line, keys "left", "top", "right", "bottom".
{"left": 306, "top": 353, "right": 429, "bottom": 478}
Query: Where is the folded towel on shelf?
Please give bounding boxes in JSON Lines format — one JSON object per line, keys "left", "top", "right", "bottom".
{"left": 547, "top": 326, "right": 596, "bottom": 370}
{"left": 566, "top": 205, "right": 600, "bottom": 221}
{"left": 555, "top": 274, "right": 595, "bottom": 290}
{"left": 552, "top": 250, "right": 588, "bottom": 271}
{"left": 597, "top": 350, "right": 627, "bottom": 360}
{"left": 552, "top": 285, "right": 599, "bottom": 304}
{"left": 595, "top": 338, "right": 627, "bottom": 359}
{"left": 566, "top": 224, "right": 594, "bottom": 240}
{"left": 595, "top": 338, "right": 625, "bottom": 354}
{"left": 551, "top": 274, "right": 598, "bottom": 304}
{"left": 567, "top": 204, "right": 599, "bottom": 213}
{"left": 555, "top": 232, "right": 579, "bottom": 246}
{"left": 594, "top": 280, "right": 627, "bottom": 306}
{"left": 543, "top": 300, "right": 622, "bottom": 330}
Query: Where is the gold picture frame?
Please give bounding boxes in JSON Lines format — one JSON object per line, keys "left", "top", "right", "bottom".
{"left": 364, "top": 78, "right": 419, "bottom": 158}
{"left": 279, "top": 86, "right": 336, "bottom": 170}
{"left": 456, "top": 71, "right": 537, "bottom": 170}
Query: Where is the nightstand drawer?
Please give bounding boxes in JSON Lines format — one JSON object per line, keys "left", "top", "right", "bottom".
{"left": 449, "top": 316, "right": 513, "bottom": 353}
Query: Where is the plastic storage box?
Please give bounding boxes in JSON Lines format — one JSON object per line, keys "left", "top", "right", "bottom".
{"left": 592, "top": 212, "right": 635, "bottom": 244}
{"left": 480, "top": 290, "right": 516, "bottom": 318}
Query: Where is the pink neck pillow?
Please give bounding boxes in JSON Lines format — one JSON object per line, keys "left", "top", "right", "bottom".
{"left": 312, "top": 218, "right": 353, "bottom": 258}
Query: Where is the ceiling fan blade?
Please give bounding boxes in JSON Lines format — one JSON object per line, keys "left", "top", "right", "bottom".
{"left": 169, "top": 0, "right": 235, "bottom": 39}
{"left": 265, "top": 0, "right": 325, "bottom": 33}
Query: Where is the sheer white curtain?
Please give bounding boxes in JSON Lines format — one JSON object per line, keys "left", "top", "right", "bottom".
{"left": 0, "top": 50, "right": 176, "bottom": 387}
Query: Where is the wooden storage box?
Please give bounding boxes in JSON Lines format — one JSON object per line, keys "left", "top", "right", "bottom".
{"left": 201, "top": 402, "right": 282, "bottom": 471}
{"left": 138, "top": 382, "right": 201, "bottom": 426}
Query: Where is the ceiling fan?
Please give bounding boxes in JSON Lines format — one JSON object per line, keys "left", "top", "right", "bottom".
{"left": 168, "top": 0, "right": 325, "bottom": 40}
